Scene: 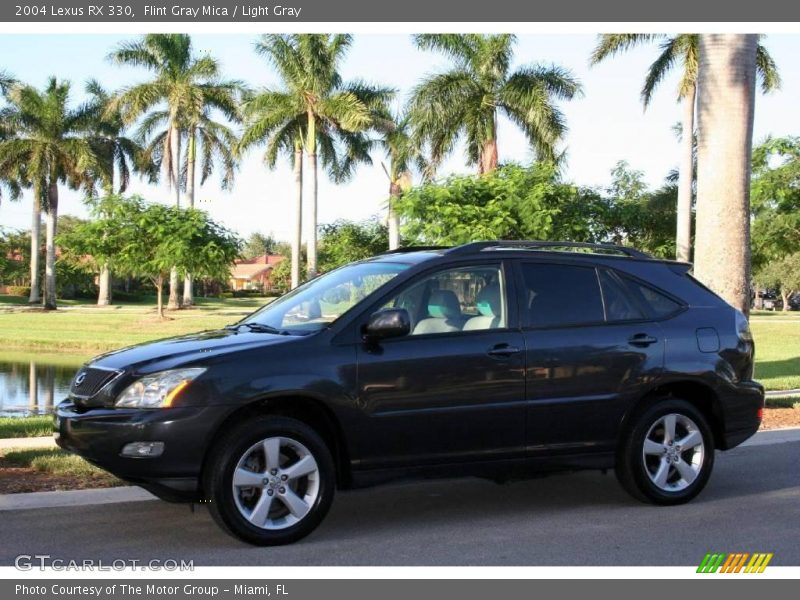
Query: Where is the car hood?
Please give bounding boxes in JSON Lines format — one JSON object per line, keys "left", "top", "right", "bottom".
{"left": 88, "top": 328, "right": 301, "bottom": 372}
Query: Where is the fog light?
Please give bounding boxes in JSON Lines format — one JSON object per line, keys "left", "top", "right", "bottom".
{"left": 121, "top": 441, "right": 165, "bottom": 458}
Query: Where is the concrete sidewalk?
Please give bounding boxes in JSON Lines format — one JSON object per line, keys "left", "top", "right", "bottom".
{"left": 0, "top": 436, "right": 56, "bottom": 450}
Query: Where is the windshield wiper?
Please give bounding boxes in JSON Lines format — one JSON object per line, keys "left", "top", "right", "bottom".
{"left": 225, "top": 322, "right": 287, "bottom": 335}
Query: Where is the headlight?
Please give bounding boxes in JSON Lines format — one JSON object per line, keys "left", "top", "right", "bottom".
{"left": 115, "top": 368, "right": 206, "bottom": 409}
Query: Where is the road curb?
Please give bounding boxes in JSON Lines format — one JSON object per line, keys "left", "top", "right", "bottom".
{"left": 740, "top": 426, "right": 800, "bottom": 447}
{"left": 0, "top": 486, "right": 156, "bottom": 511}
{"left": 765, "top": 389, "right": 800, "bottom": 398}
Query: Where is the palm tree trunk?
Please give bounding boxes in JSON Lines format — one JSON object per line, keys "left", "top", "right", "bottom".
{"left": 167, "top": 121, "right": 182, "bottom": 310}
{"left": 479, "top": 138, "right": 499, "bottom": 175}
{"left": 44, "top": 365, "right": 55, "bottom": 412}
{"left": 28, "top": 191, "right": 41, "bottom": 304}
{"left": 170, "top": 122, "right": 182, "bottom": 207}
{"left": 43, "top": 181, "right": 58, "bottom": 310}
{"left": 98, "top": 265, "right": 112, "bottom": 306}
{"left": 28, "top": 361, "right": 38, "bottom": 413}
{"left": 676, "top": 84, "right": 696, "bottom": 263}
{"left": 183, "top": 129, "right": 197, "bottom": 307}
{"left": 694, "top": 34, "right": 757, "bottom": 316}
{"left": 306, "top": 111, "right": 318, "bottom": 279}
{"left": 388, "top": 180, "right": 402, "bottom": 250}
{"left": 291, "top": 141, "right": 303, "bottom": 289}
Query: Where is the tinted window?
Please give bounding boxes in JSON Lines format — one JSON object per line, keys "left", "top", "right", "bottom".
{"left": 599, "top": 270, "right": 645, "bottom": 322}
{"left": 520, "top": 264, "right": 604, "bottom": 328}
{"left": 384, "top": 265, "right": 506, "bottom": 335}
{"left": 623, "top": 277, "right": 682, "bottom": 318}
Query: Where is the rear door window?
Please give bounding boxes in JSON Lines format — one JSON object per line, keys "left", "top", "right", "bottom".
{"left": 518, "top": 263, "right": 604, "bottom": 328}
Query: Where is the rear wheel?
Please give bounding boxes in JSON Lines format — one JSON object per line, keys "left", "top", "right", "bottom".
{"left": 616, "top": 399, "right": 714, "bottom": 505}
{"left": 204, "top": 416, "right": 335, "bottom": 545}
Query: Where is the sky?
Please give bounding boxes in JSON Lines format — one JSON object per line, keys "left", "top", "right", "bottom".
{"left": 0, "top": 33, "right": 799, "bottom": 243}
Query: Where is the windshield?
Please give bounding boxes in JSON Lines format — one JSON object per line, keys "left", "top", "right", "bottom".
{"left": 241, "top": 261, "right": 410, "bottom": 333}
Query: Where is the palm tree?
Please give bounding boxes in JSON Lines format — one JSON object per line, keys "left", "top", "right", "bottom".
{"left": 239, "top": 92, "right": 306, "bottom": 289}
{"left": 109, "top": 33, "right": 241, "bottom": 308}
{"left": 376, "top": 112, "right": 431, "bottom": 249}
{"left": 408, "top": 34, "right": 581, "bottom": 175}
{"left": 254, "top": 34, "right": 394, "bottom": 279}
{"left": 84, "top": 79, "right": 155, "bottom": 305}
{"left": 590, "top": 34, "right": 780, "bottom": 262}
{"left": 0, "top": 77, "right": 106, "bottom": 309}
{"left": 0, "top": 72, "right": 30, "bottom": 296}
{"left": 181, "top": 99, "right": 241, "bottom": 305}
{"left": 694, "top": 34, "right": 759, "bottom": 315}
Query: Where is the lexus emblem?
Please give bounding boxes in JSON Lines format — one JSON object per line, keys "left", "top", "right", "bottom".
{"left": 74, "top": 371, "right": 87, "bottom": 387}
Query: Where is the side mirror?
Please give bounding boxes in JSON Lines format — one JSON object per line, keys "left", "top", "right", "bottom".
{"left": 364, "top": 308, "right": 411, "bottom": 341}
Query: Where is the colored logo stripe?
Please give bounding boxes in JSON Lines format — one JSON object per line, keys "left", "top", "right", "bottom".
{"left": 697, "top": 553, "right": 773, "bottom": 573}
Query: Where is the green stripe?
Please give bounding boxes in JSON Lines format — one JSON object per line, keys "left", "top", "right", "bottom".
{"left": 697, "top": 554, "right": 713, "bottom": 573}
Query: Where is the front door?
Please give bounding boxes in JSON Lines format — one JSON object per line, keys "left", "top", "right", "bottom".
{"left": 354, "top": 262, "right": 526, "bottom": 469}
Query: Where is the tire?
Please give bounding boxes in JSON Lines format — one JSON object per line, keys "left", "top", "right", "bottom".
{"left": 616, "top": 398, "right": 715, "bottom": 505}
{"left": 203, "top": 415, "right": 335, "bottom": 546}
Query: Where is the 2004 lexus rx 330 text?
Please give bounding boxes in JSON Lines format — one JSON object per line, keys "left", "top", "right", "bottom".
{"left": 55, "top": 241, "right": 764, "bottom": 545}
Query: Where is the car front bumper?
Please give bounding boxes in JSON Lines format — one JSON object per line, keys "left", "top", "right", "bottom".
{"left": 54, "top": 400, "right": 232, "bottom": 501}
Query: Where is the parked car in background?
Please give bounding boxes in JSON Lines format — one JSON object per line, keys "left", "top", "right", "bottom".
{"left": 55, "top": 241, "right": 764, "bottom": 545}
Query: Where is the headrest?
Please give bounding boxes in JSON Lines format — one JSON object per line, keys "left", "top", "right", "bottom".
{"left": 427, "top": 290, "right": 461, "bottom": 319}
{"left": 476, "top": 284, "right": 501, "bottom": 317}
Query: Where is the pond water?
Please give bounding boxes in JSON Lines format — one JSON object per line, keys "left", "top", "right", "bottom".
{"left": 0, "top": 358, "right": 82, "bottom": 416}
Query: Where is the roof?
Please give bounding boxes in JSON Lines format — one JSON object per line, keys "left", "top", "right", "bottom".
{"left": 372, "top": 241, "right": 688, "bottom": 267}
{"left": 230, "top": 263, "right": 273, "bottom": 280}
{"left": 238, "top": 253, "right": 286, "bottom": 266}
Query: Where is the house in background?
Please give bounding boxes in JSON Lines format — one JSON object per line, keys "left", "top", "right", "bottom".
{"left": 229, "top": 253, "right": 285, "bottom": 291}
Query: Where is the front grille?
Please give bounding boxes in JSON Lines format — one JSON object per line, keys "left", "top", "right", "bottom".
{"left": 70, "top": 367, "right": 121, "bottom": 398}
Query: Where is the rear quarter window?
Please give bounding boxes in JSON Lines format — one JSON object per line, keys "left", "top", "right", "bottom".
{"left": 619, "top": 273, "right": 683, "bottom": 319}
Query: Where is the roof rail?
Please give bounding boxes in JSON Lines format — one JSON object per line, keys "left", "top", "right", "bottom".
{"left": 381, "top": 245, "right": 450, "bottom": 255}
{"left": 447, "top": 240, "right": 652, "bottom": 259}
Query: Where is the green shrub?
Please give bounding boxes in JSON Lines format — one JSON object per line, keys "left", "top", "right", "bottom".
{"left": 5, "top": 286, "right": 30, "bottom": 297}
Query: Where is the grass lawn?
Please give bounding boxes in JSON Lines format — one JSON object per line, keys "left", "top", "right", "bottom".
{"left": 751, "top": 321, "right": 800, "bottom": 391}
{"left": 0, "top": 447, "right": 122, "bottom": 492}
{"left": 0, "top": 416, "right": 52, "bottom": 438}
{"left": 0, "top": 295, "right": 269, "bottom": 353}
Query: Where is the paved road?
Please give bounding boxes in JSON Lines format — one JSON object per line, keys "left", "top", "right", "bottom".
{"left": 1, "top": 440, "right": 798, "bottom": 566}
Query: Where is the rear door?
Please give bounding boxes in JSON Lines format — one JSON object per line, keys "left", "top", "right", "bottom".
{"left": 514, "top": 261, "right": 665, "bottom": 455}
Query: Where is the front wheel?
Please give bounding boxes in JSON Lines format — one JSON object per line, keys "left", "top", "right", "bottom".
{"left": 616, "top": 399, "right": 715, "bottom": 505}
{"left": 204, "top": 416, "right": 335, "bottom": 545}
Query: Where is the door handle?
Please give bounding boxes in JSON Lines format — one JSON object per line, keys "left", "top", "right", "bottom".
{"left": 628, "top": 333, "right": 658, "bottom": 347}
{"left": 487, "top": 344, "right": 522, "bottom": 358}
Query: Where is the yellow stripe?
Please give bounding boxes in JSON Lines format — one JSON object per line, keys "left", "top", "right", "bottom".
{"left": 749, "top": 554, "right": 766, "bottom": 573}
{"left": 745, "top": 554, "right": 759, "bottom": 573}
{"left": 758, "top": 553, "right": 773, "bottom": 573}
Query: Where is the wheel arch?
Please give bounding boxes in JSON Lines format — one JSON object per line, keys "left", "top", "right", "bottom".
{"left": 202, "top": 394, "right": 353, "bottom": 489}
{"left": 620, "top": 380, "right": 725, "bottom": 449}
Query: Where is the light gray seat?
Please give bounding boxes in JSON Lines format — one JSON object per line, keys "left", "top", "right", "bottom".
{"left": 413, "top": 290, "right": 464, "bottom": 334}
{"left": 463, "top": 284, "right": 503, "bottom": 331}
